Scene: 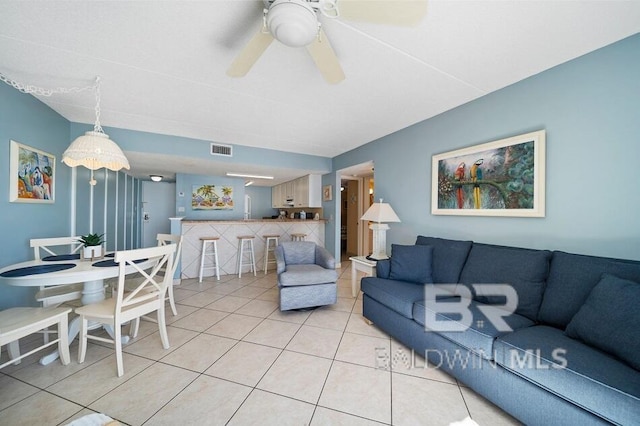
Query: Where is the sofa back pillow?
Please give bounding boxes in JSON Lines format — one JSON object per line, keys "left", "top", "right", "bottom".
{"left": 565, "top": 273, "right": 640, "bottom": 371}
{"left": 415, "top": 236, "right": 472, "bottom": 283}
{"left": 459, "top": 243, "right": 552, "bottom": 321}
{"left": 539, "top": 251, "right": 640, "bottom": 328}
{"left": 388, "top": 244, "right": 434, "bottom": 284}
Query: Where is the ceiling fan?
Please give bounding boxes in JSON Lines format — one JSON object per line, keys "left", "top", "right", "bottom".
{"left": 226, "top": 0, "right": 428, "bottom": 84}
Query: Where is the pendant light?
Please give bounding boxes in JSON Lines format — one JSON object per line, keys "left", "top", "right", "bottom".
{"left": 62, "top": 77, "right": 129, "bottom": 181}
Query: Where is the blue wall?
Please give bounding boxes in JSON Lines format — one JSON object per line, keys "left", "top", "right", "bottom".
{"left": 331, "top": 34, "right": 640, "bottom": 261}
{"left": 246, "top": 185, "right": 278, "bottom": 219}
{"left": 0, "top": 84, "right": 73, "bottom": 308}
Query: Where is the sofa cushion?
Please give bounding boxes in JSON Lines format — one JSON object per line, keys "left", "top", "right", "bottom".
{"left": 376, "top": 259, "right": 391, "bottom": 279}
{"left": 413, "top": 298, "right": 534, "bottom": 360}
{"left": 565, "top": 273, "right": 640, "bottom": 370}
{"left": 278, "top": 264, "right": 338, "bottom": 287}
{"left": 388, "top": 244, "right": 434, "bottom": 284}
{"left": 494, "top": 325, "right": 640, "bottom": 425}
{"left": 415, "top": 236, "right": 472, "bottom": 283}
{"left": 361, "top": 277, "right": 426, "bottom": 319}
{"left": 538, "top": 251, "right": 640, "bottom": 328}
{"left": 459, "top": 243, "right": 551, "bottom": 321}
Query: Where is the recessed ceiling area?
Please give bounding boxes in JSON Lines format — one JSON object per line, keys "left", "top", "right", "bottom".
{"left": 1, "top": 1, "right": 639, "bottom": 184}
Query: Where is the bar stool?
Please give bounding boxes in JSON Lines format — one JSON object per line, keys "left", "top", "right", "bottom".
{"left": 198, "top": 237, "right": 220, "bottom": 282}
{"left": 237, "top": 236, "right": 256, "bottom": 278}
{"left": 263, "top": 234, "right": 280, "bottom": 274}
{"left": 291, "top": 233, "right": 307, "bottom": 242}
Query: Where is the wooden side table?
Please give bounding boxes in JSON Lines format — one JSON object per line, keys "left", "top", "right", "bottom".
{"left": 349, "top": 256, "right": 377, "bottom": 298}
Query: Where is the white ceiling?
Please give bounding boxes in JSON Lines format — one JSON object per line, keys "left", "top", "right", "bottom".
{"left": 1, "top": 1, "right": 639, "bottom": 184}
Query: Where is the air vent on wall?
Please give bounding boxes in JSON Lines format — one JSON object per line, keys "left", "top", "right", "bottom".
{"left": 210, "top": 143, "right": 233, "bottom": 157}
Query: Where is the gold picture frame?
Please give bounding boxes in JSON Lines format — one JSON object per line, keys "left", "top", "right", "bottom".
{"left": 323, "top": 184, "right": 333, "bottom": 202}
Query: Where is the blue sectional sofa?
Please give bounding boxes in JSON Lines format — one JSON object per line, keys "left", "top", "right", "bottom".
{"left": 361, "top": 236, "right": 640, "bottom": 425}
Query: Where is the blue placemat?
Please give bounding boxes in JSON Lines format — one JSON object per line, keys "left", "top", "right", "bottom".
{"left": 42, "top": 254, "right": 81, "bottom": 261}
{"left": 92, "top": 258, "right": 148, "bottom": 267}
{"left": 1, "top": 263, "right": 76, "bottom": 277}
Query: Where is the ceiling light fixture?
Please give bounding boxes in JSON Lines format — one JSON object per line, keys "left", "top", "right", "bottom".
{"left": 244, "top": 181, "right": 254, "bottom": 187}
{"left": 62, "top": 77, "right": 130, "bottom": 183}
{"left": 266, "top": 0, "right": 319, "bottom": 48}
{"left": 150, "top": 175, "right": 163, "bottom": 182}
{"left": 226, "top": 173, "right": 274, "bottom": 180}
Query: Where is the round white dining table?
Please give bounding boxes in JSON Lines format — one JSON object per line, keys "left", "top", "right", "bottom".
{"left": 0, "top": 254, "right": 156, "bottom": 365}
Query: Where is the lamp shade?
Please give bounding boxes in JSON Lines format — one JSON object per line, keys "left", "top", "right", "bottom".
{"left": 62, "top": 131, "right": 130, "bottom": 171}
{"left": 361, "top": 199, "right": 401, "bottom": 223}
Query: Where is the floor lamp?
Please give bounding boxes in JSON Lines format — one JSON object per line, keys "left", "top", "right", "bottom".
{"left": 360, "top": 199, "right": 401, "bottom": 260}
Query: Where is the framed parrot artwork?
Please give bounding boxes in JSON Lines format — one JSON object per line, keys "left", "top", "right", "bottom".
{"left": 431, "top": 130, "right": 545, "bottom": 217}
{"left": 9, "top": 140, "right": 56, "bottom": 203}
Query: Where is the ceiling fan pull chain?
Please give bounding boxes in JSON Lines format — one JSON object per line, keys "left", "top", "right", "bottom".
{"left": 316, "top": 22, "right": 322, "bottom": 42}
{"left": 261, "top": 8, "right": 269, "bottom": 33}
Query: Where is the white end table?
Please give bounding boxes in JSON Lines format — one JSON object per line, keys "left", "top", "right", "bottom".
{"left": 349, "top": 256, "right": 377, "bottom": 298}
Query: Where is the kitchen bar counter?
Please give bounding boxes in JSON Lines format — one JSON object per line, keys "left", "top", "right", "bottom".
{"left": 180, "top": 219, "right": 325, "bottom": 278}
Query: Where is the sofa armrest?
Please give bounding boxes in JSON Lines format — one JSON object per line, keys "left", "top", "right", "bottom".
{"left": 376, "top": 259, "right": 391, "bottom": 278}
{"left": 315, "top": 246, "right": 335, "bottom": 270}
{"left": 275, "top": 245, "right": 286, "bottom": 274}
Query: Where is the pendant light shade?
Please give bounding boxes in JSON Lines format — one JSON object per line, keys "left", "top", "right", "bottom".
{"left": 63, "top": 131, "right": 130, "bottom": 171}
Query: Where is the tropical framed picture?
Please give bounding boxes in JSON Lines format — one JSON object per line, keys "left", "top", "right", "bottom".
{"left": 191, "top": 184, "right": 234, "bottom": 210}
{"left": 432, "top": 130, "right": 546, "bottom": 217}
{"left": 9, "top": 140, "right": 56, "bottom": 203}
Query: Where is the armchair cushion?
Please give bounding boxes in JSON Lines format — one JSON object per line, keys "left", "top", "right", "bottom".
{"left": 281, "top": 241, "right": 316, "bottom": 265}
{"left": 279, "top": 264, "right": 338, "bottom": 287}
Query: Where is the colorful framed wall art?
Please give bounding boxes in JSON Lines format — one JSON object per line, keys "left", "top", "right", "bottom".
{"left": 432, "top": 130, "right": 546, "bottom": 217}
{"left": 9, "top": 140, "right": 56, "bottom": 203}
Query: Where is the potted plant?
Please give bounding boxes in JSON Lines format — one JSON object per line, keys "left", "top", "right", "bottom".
{"left": 78, "top": 233, "right": 104, "bottom": 259}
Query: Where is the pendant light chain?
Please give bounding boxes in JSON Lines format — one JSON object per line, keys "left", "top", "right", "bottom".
{"left": 0, "top": 72, "right": 95, "bottom": 97}
{"left": 93, "top": 76, "right": 103, "bottom": 133}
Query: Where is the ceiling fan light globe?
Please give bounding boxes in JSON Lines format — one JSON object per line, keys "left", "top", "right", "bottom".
{"left": 267, "top": 0, "right": 318, "bottom": 47}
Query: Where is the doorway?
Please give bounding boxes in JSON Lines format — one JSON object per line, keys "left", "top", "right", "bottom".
{"left": 141, "top": 181, "right": 176, "bottom": 248}
{"left": 338, "top": 161, "right": 374, "bottom": 260}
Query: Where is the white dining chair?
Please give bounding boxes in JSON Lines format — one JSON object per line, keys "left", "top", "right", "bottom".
{"left": 29, "top": 236, "right": 85, "bottom": 350}
{"left": 76, "top": 244, "right": 176, "bottom": 377}
{"left": 30, "top": 236, "right": 85, "bottom": 308}
{"left": 156, "top": 233, "right": 183, "bottom": 316}
{"left": 0, "top": 306, "right": 71, "bottom": 370}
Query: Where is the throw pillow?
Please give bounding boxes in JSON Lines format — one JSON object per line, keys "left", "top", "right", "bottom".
{"left": 565, "top": 273, "right": 640, "bottom": 370}
{"left": 389, "top": 244, "right": 434, "bottom": 284}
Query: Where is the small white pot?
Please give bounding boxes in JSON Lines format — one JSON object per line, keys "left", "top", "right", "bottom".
{"left": 83, "top": 245, "right": 103, "bottom": 259}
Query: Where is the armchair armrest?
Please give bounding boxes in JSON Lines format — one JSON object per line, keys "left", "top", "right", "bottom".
{"left": 315, "top": 246, "right": 335, "bottom": 270}
{"left": 275, "top": 245, "right": 286, "bottom": 274}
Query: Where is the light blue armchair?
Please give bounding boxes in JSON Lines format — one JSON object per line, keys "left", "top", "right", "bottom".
{"left": 275, "top": 242, "right": 338, "bottom": 311}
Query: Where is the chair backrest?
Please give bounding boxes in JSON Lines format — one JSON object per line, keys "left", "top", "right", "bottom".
{"left": 281, "top": 241, "right": 317, "bottom": 265}
{"left": 156, "top": 233, "right": 183, "bottom": 278}
{"left": 113, "top": 244, "right": 176, "bottom": 319}
{"left": 30, "top": 236, "right": 83, "bottom": 260}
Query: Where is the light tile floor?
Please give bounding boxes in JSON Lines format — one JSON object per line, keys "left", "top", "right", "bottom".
{"left": 0, "top": 260, "right": 521, "bottom": 425}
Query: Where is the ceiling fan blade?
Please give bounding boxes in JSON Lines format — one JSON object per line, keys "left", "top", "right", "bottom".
{"left": 227, "top": 30, "right": 274, "bottom": 78}
{"left": 306, "top": 30, "right": 345, "bottom": 84}
{"left": 336, "top": 0, "right": 428, "bottom": 26}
